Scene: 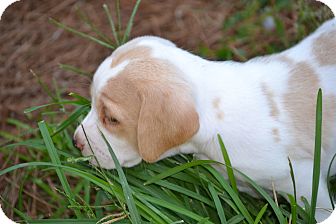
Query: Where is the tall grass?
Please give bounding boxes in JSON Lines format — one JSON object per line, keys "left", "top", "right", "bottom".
{"left": 0, "top": 89, "right": 327, "bottom": 223}
{"left": 0, "top": 1, "right": 334, "bottom": 223}
{"left": 309, "top": 89, "right": 323, "bottom": 224}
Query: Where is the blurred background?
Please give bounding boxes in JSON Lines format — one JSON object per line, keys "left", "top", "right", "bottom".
{"left": 0, "top": 0, "right": 333, "bottom": 219}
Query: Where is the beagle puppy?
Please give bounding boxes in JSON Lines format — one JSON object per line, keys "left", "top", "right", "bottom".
{"left": 74, "top": 19, "right": 336, "bottom": 221}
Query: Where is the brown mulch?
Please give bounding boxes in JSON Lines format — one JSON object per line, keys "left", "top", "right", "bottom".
{"left": 0, "top": 0, "right": 234, "bottom": 133}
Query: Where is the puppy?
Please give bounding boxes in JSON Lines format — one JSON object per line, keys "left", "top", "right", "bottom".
{"left": 74, "top": 19, "right": 336, "bottom": 221}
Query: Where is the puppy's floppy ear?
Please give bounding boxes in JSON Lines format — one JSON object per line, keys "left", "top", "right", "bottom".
{"left": 137, "top": 80, "right": 199, "bottom": 163}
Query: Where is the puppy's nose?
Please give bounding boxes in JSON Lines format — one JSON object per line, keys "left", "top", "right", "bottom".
{"left": 73, "top": 137, "right": 84, "bottom": 151}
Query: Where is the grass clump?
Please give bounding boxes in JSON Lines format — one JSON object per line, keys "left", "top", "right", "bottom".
{"left": 0, "top": 1, "right": 334, "bottom": 224}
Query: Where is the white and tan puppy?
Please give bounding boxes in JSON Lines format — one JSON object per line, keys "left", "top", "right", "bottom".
{"left": 74, "top": 19, "right": 336, "bottom": 221}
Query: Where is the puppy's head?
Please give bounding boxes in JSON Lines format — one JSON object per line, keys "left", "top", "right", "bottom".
{"left": 73, "top": 36, "right": 199, "bottom": 169}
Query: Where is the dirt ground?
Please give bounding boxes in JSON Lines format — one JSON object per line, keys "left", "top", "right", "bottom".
{"left": 0, "top": 0, "right": 234, "bottom": 133}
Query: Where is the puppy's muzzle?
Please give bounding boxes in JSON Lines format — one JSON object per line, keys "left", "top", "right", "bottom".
{"left": 72, "top": 137, "right": 84, "bottom": 151}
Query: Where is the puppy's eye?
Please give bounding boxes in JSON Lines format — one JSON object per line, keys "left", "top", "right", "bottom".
{"left": 106, "top": 116, "right": 119, "bottom": 125}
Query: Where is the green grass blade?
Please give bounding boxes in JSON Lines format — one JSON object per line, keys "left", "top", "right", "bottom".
{"left": 52, "top": 78, "right": 65, "bottom": 113}
{"left": 327, "top": 152, "right": 336, "bottom": 209}
{"left": 68, "top": 92, "right": 91, "bottom": 105}
{"left": 115, "top": 0, "right": 122, "bottom": 33}
{"left": 204, "top": 166, "right": 254, "bottom": 224}
{"left": 25, "top": 103, "right": 57, "bottom": 113}
{"left": 26, "top": 219, "right": 101, "bottom": 224}
{"left": 288, "top": 157, "right": 297, "bottom": 201}
{"left": 0, "top": 128, "right": 40, "bottom": 148}
{"left": 121, "top": 0, "right": 141, "bottom": 43}
{"left": 24, "top": 100, "right": 84, "bottom": 113}
{"left": 136, "top": 193, "right": 213, "bottom": 223}
{"left": 3, "top": 139, "right": 45, "bottom": 150}
{"left": 217, "top": 134, "right": 238, "bottom": 194}
{"left": 295, "top": 205, "right": 309, "bottom": 223}
{"left": 309, "top": 88, "right": 323, "bottom": 224}
{"left": 156, "top": 180, "right": 214, "bottom": 206}
{"left": 301, "top": 196, "right": 311, "bottom": 220}
{"left": 52, "top": 104, "right": 90, "bottom": 136}
{"left": 145, "top": 163, "right": 201, "bottom": 184}
{"left": 137, "top": 197, "right": 172, "bottom": 223}
{"left": 33, "top": 178, "right": 59, "bottom": 200}
{"left": 0, "top": 162, "right": 113, "bottom": 192}
{"left": 0, "top": 161, "right": 125, "bottom": 202}
{"left": 80, "top": 125, "right": 126, "bottom": 213}
{"left": 75, "top": 7, "right": 113, "bottom": 44}
{"left": 134, "top": 201, "right": 168, "bottom": 223}
{"left": 6, "top": 118, "right": 31, "bottom": 130}
{"left": 232, "top": 168, "right": 286, "bottom": 224}
{"left": 94, "top": 190, "right": 105, "bottom": 218}
{"left": 99, "top": 130, "right": 141, "bottom": 223}
{"left": 84, "top": 179, "right": 91, "bottom": 205}
{"left": 38, "top": 121, "right": 82, "bottom": 218}
{"left": 5, "top": 139, "right": 75, "bottom": 159}
{"left": 49, "top": 18, "right": 115, "bottom": 49}
{"left": 253, "top": 203, "right": 268, "bottom": 224}
{"left": 0, "top": 196, "right": 31, "bottom": 221}
{"left": 0, "top": 131, "right": 22, "bottom": 142}
{"left": 18, "top": 172, "right": 28, "bottom": 212}
{"left": 59, "top": 63, "right": 92, "bottom": 77}
{"left": 208, "top": 183, "right": 227, "bottom": 224}
{"left": 103, "top": 4, "right": 120, "bottom": 46}
{"left": 30, "top": 69, "right": 57, "bottom": 101}
{"left": 288, "top": 194, "right": 297, "bottom": 224}
{"left": 227, "top": 215, "right": 245, "bottom": 224}
{"left": 144, "top": 160, "right": 218, "bottom": 185}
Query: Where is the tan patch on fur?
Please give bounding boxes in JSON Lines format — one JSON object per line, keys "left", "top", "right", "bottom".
{"left": 101, "top": 50, "right": 199, "bottom": 162}
{"left": 213, "top": 98, "right": 224, "bottom": 120}
{"left": 284, "top": 62, "right": 334, "bottom": 158}
{"left": 323, "top": 95, "right": 336, "bottom": 150}
{"left": 272, "top": 128, "right": 280, "bottom": 143}
{"left": 313, "top": 30, "right": 336, "bottom": 66}
{"left": 212, "top": 98, "right": 220, "bottom": 109}
{"left": 97, "top": 74, "right": 141, "bottom": 149}
{"left": 261, "top": 83, "right": 279, "bottom": 118}
{"left": 111, "top": 46, "right": 152, "bottom": 68}
{"left": 277, "top": 55, "right": 295, "bottom": 66}
{"left": 217, "top": 111, "right": 224, "bottom": 120}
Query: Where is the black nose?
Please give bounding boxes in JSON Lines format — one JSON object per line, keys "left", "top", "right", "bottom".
{"left": 73, "top": 137, "right": 84, "bottom": 150}
{"left": 72, "top": 138, "right": 77, "bottom": 147}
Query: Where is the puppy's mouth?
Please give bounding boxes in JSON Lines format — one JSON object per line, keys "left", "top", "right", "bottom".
{"left": 80, "top": 142, "right": 142, "bottom": 168}
{"left": 86, "top": 151, "right": 142, "bottom": 169}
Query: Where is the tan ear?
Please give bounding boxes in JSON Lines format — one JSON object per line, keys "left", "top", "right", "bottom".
{"left": 137, "top": 84, "right": 199, "bottom": 162}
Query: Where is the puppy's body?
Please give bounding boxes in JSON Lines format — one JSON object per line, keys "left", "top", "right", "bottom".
{"left": 74, "top": 19, "right": 336, "bottom": 220}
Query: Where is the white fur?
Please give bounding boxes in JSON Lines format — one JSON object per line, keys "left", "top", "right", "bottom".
{"left": 74, "top": 19, "right": 336, "bottom": 221}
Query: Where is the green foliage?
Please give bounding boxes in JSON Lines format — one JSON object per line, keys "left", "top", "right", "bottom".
{"left": 217, "top": 134, "right": 238, "bottom": 194}
{"left": 38, "top": 121, "right": 83, "bottom": 218}
{"left": 100, "top": 131, "right": 142, "bottom": 223}
{"left": 198, "top": 0, "right": 333, "bottom": 61}
{"left": 309, "top": 89, "right": 323, "bottom": 224}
